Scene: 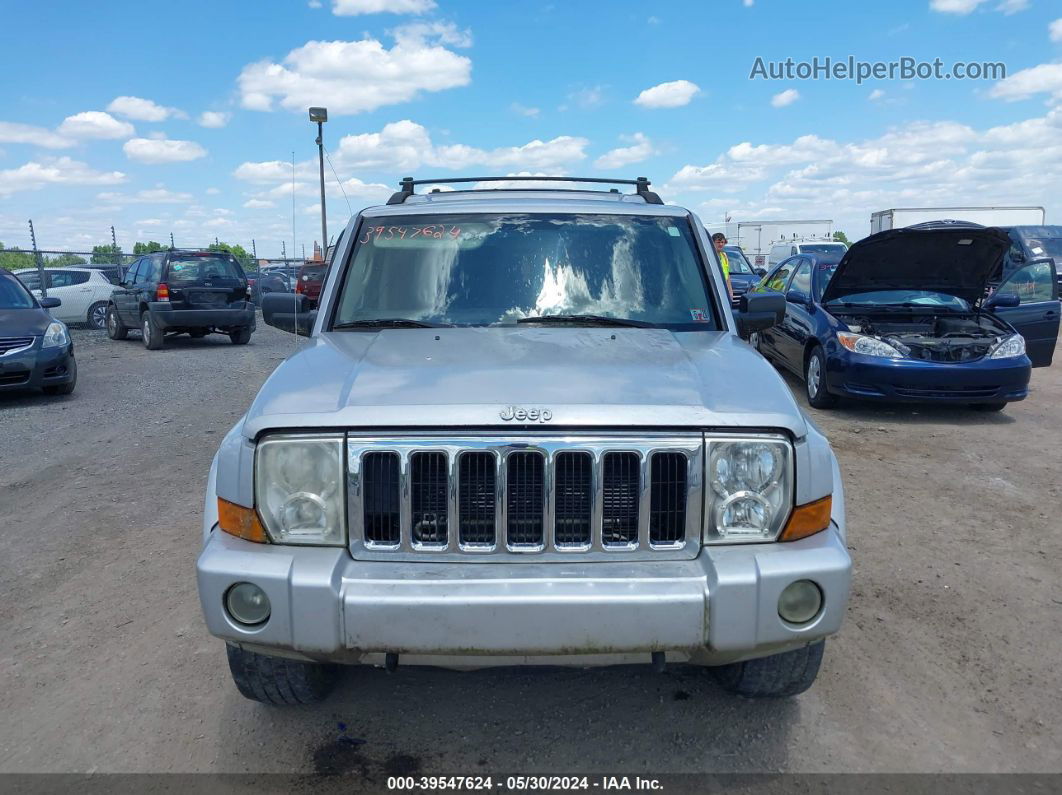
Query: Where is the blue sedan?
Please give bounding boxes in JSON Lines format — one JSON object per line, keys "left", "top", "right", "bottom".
{"left": 749, "top": 224, "right": 1060, "bottom": 412}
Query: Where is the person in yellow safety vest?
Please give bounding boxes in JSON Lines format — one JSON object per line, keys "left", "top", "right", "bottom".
{"left": 712, "top": 233, "right": 734, "bottom": 301}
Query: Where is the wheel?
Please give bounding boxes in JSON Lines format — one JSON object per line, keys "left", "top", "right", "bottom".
{"left": 711, "top": 641, "right": 825, "bottom": 698}
{"left": 189, "top": 330, "right": 208, "bottom": 338}
{"left": 106, "top": 305, "right": 128, "bottom": 340}
{"left": 87, "top": 302, "right": 108, "bottom": 330}
{"left": 42, "top": 358, "right": 77, "bottom": 396}
{"left": 971, "top": 402, "right": 1007, "bottom": 412}
{"left": 805, "top": 346, "right": 837, "bottom": 409}
{"left": 141, "top": 311, "right": 164, "bottom": 350}
{"left": 225, "top": 643, "right": 339, "bottom": 706}
{"left": 229, "top": 327, "right": 252, "bottom": 345}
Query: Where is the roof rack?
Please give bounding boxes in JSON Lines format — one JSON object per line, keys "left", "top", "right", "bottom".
{"left": 386, "top": 175, "right": 663, "bottom": 205}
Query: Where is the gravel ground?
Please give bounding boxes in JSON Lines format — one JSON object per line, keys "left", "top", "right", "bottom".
{"left": 0, "top": 324, "right": 1059, "bottom": 777}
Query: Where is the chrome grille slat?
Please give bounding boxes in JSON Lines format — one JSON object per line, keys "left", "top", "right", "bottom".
{"left": 347, "top": 436, "right": 704, "bottom": 562}
{"left": 0, "top": 336, "right": 34, "bottom": 356}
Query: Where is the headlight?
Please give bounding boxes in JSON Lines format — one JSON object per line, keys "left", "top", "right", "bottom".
{"left": 706, "top": 438, "right": 793, "bottom": 543}
{"left": 836, "top": 331, "right": 904, "bottom": 359}
{"left": 988, "top": 334, "right": 1025, "bottom": 359}
{"left": 255, "top": 434, "right": 346, "bottom": 545}
{"left": 41, "top": 321, "right": 69, "bottom": 349}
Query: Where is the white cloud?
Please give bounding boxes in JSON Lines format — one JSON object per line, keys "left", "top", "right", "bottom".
{"left": 244, "top": 198, "right": 276, "bottom": 208}
{"left": 1049, "top": 18, "right": 1062, "bottom": 43}
{"left": 198, "top": 111, "right": 231, "bottom": 128}
{"left": 930, "top": 0, "right": 1027, "bottom": 13}
{"left": 563, "top": 86, "right": 605, "bottom": 110}
{"left": 136, "top": 188, "right": 194, "bottom": 203}
{"left": 205, "top": 187, "right": 221, "bottom": 195}
{"left": 237, "top": 27, "right": 470, "bottom": 115}
{"left": 123, "top": 137, "right": 208, "bottom": 163}
{"left": 664, "top": 106, "right": 1062, "bottom": 237}
{"left": 771, "top": 89, "right": 800, "bottom": 108}
{"left": 996, "top": 0, "right": 1028, "bottom": 13}
{"left": 510, "top": 103, "right": 540, "bottom": 118}
{"left": 989, "top": 63, "right": 1062, "bottom": 102}
{"left": 0, "top": 157, "right": 126, "bottom": 196}
{"left": 930, "top": 0, "right": 986, "bottom": 13}
{"left": 236, "top": 121, "right": 589, "bottom": 187}
{"left": 0, "top": 121, "right": 73, "bottom": 149}
{"left": 107, "top": 96, "right": 184, "bottom": 121}
{"left": 308, "top": 0, "right": 322, "bottom": 6}
{"left": 332, "top": 0, "right": 435, "bottom": 14}
{"left": 743, "top": 0, "right": 754, "bottom": 6}
{"left": 633, "top": 79, "right": 700, "bottom": 108}
{"left": 594, "top": 133, "right": 655, "bottom": 169}
{"left": 868, "top": 89, "right": 885, "bottom": 101}
{"left": 57, "top": 111, "right": 135, "bottom": 139}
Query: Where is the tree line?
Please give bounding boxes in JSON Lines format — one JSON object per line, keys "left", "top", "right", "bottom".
{"left": 1, "top": 240, "right": 254, "bottom": 270}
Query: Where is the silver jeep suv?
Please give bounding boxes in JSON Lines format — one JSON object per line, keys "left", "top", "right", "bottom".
{"left": 197, "top": 176, "right": 851, "bottom": 705}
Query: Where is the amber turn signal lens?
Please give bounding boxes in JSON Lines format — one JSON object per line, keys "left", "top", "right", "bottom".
{"left": 780, "top": 495, "right": 832, "bottom": 541}
{"left": 218, "top": 498, "right": 269, "bottom": 543}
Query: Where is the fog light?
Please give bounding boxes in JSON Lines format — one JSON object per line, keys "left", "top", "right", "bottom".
{"left": 778, "top": 580, "right": 822, "bottom": 625}
{"left": 225, "top": 582, "right": 271, "bottom": 626}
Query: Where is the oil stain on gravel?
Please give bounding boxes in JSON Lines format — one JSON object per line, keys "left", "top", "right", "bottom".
{"left": 312, "top": 736, "right": 423, "bottom": 780}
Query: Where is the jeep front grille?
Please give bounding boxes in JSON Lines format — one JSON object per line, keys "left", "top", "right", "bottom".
{"left": 348, "top": 436, "right": 703, "bottom": 561}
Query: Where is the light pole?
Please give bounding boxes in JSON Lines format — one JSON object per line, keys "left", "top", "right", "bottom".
{"left": 309, "top": 106, "right": 328, "bottom": 259}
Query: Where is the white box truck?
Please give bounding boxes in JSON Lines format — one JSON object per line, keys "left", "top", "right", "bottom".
{"left": 870, "top": 206, "right": 1045, "bottom": 234}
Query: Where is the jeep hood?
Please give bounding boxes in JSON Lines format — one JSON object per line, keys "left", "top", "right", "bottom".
{"left": 243, "top": 328, "right": 807, "bottom": 437}
{"left": 821, "top": 225, "right": 1010, "bottom": 305}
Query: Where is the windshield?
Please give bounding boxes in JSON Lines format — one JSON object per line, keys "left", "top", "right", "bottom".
{"left": 165, "top": 256, "right": 244, "bottom": 285}
{"left": 1024, "top": 238, "right": 1062, "bottom": 259}
{"left": 724, "top": 248, "right": 754, "bottom": 274}
{"left": 333, "top": 213, "right": 716, "bottom": 328}
{"left": 800, "top": 243, "right": 847, "bottom": 255}
{"left": 825, "top": 289, "right": 970, "bottom": 310}
{"left": 1, "top": 275, "right": 36, "bottom": 309}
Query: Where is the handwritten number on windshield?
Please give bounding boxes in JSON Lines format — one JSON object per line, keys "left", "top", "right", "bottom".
{"left": 360, "top": 225, "right": 463, "bottom": 244}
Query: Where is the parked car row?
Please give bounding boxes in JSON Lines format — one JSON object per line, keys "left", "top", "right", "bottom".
{"left": 1, "top": 249, "right": 261, "bottom": 398}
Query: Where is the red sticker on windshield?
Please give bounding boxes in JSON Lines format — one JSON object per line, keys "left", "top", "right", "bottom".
{"left": 690, "top": 309, "right": 709, "bottom": 322}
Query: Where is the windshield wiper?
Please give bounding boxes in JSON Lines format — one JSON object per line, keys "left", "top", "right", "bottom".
{"left": 332, "top": 318, "right": 449, "bottom": 330}
{"left": 516, "top": 314, "right": 655, "bottom": 328}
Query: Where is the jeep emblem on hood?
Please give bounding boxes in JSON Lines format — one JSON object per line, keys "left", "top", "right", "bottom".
{"left": 500, "top": 405, "right": 553, "bottom": 422}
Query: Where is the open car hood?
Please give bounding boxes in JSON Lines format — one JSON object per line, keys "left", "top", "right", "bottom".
{"left": 820, "top": 225, "right": 1010, "bottom": 306}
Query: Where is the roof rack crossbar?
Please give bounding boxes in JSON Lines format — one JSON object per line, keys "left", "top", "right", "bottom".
{"left": 386, "top": 175, "right": 663, "bottom": 205}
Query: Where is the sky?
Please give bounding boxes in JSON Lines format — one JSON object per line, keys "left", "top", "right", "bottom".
{"left": 1, "top": 0, "right": 1061, "bottom": 258}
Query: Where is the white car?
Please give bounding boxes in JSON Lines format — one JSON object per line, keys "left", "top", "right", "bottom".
{"left": 14, "top": 267, "right": 117, "bottom": 329}
{"left": 767, "top": 240, "right": 848, "bottom": 268}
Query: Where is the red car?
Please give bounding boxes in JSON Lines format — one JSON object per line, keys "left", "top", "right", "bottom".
{"left": 295, "top": 263, "right": 326, "bottom": 308}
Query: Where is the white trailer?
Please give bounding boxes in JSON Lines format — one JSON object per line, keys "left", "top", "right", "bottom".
{"left": 870, "top": 206, "right": 1045, "bottom": 234}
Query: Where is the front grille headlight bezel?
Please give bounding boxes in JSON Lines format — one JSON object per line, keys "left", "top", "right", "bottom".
{"left": 703, "top": 435, "right": 794, "bottom": 545}
{"left": 987, "top": 333, "right": 1026, "bottom": 360}
{"left": 41, "top": 321, "right": 69, "bottom": 349}
{"left": 254, "top": 433, "right": 347, "bottom": 546}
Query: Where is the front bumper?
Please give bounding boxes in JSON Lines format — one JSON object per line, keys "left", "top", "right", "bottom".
{"left": 197, "top": 524, "right": 851, "bottom": 667}
{"left": 825, "top": 348, "right": 1031, "bottom": 403}
{"left": 0, "top": 342, "right": 74, "bottom": 392}
{"left": 148, "top": 302, "right": 256, "bottom": 330}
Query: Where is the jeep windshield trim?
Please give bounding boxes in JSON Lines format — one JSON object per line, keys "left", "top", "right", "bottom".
{"left": 330, "top": 213, "right": 720, "bottom": 330}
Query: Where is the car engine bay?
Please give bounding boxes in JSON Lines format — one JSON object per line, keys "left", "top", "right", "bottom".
{"left": 836, "top": 312, "right": 1010, "bottom": 362}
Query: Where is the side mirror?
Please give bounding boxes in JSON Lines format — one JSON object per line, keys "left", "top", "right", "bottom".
{"left": 986, "top": 292, "right": 1020, "bottom": 309}
{"left": 753, "top": 267, "right": 767, "bottom": 277}
{"left": 736, "top": 292, "right": 786, "bottom": 336}
{"left": 261, "top": 292, "right": 317, "bottom": 335}
{"left": 786, "top": 289, "right": 811, "bottom": 306}
{"left": 39, "top": 297, "right": 62, "bottom": 309}
{"left": 1011, "top": 251, "right": 1026, "bottom": 264}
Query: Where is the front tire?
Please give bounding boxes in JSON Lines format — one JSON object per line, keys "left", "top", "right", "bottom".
{"left": 225, "top": 643, "right": 339, "bottom": 706}
{"left": 805, "top": 346, "right": 837, "bottom": 409}
{"left": 711, "top": 641, "right": 825, "bottom": 698}
{"left": 106, "top": 305, "right": 128, "bottom": 340}
{"left": 229, "top": 327, "right": 252, "bottom": 345}
{"left": 141, "top": 311, "right": 164, "bottom": 350}
{"left": 87, "top": 302, "right": 108, "bottom": 330}
{"left": 971, "top": 402, "right": 1007, "bottom": 412}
